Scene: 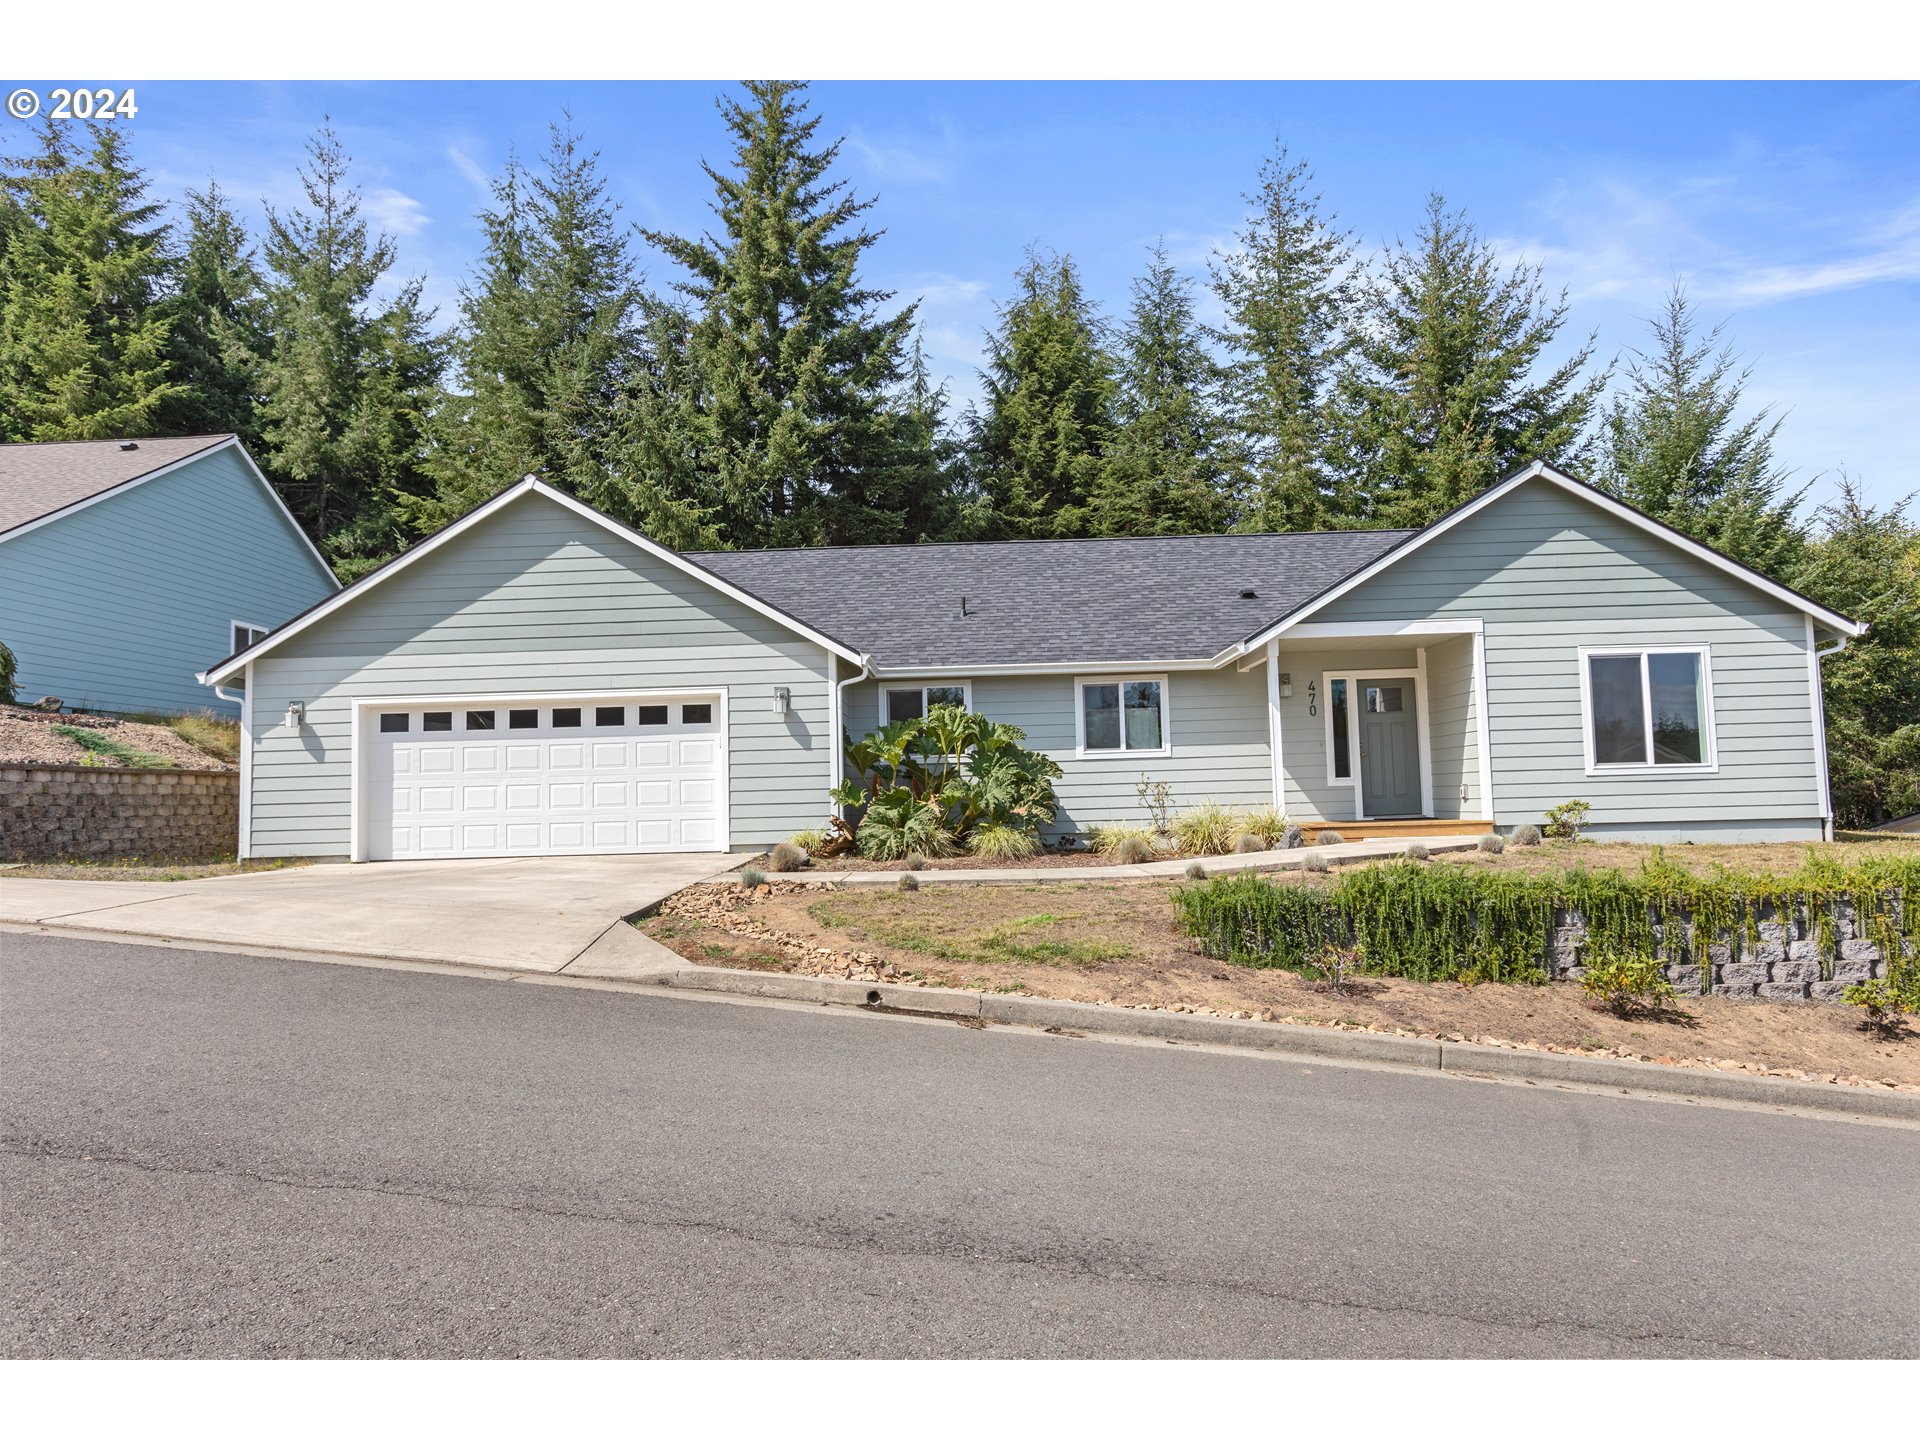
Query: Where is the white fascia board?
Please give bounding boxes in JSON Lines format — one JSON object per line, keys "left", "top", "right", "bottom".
{"left": 872, "top": 655, "right": 1227, "bottom": 679}
{"left": 1235, "top": 462, "right": 1863, "bottom": 652}
{"left": 202, "top": 478, "right": 866, "bottom": 685}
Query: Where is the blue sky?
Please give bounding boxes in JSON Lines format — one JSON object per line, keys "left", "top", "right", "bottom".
{"left": 10, "top": 80, "right": 1915, "bottom": 513}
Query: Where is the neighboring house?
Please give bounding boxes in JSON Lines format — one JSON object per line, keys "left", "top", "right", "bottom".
{"left": 200, "top": 461, "right": 1861, "bottom": 862}
{"left": 0, "top": 435, "right": 338, "bottom": 716}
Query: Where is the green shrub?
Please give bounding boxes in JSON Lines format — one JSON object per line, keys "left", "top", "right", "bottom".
{"left": 1309, "top": 941, "right": 1365, "bottom": 995}
{"left": 1303, "top": 851, "right": 1330, "bottom": 873}
{"left": 1172, "top": 800, "right": 1240, "bottom": 857}
{"left": 1511, "top": 824, "right": 1543, "bottom": 847}
{"left": 1110, "top": 835, "right": 1154, "bottom": 865}
{"left": 854, "top": 787, "right": 960, "bottom": 860}
{"left": 1088, "top": 823, "right": 1158, "bottom": 856}
{"left": 1477, "top": 833, "right": 1505, "bottom": 854}
{"left": 1135, "top": 775, "right": 1174, "bottom": 834}
{"left": 903, "top": 853, "right": 928, "bottom": 871}
{"left": 1580, "top": 951, "right": 1679, "bottom": 1017}
{"left": 1233, "top": 832, "right": 1265, "bottom": 854}
{"left": 1236, "top": 806, "right": 1289, "bottom": 850}
{"left": 898, "top": 872, "right": 920, "bottom": 892}
{"left": 1404, "top": 841, "right": 1430, "bottom": 861}
{"left": 0, "top": 639, "right": 18, "bottom": 705}
{"left": 1184, "top": 861, "right": 1208, "bottom": 880}
{"left": 969, "top": 823, "right": 1041, "bottom": 861}
{"left": 739, "top": 867, "right": 767, "bottom": 889}
{"left": 1844, "top": 979, "right": 1912, "bottom": 1037}
{"left": 1543, "top": 799, "right": 1592, "bottom": 840}
{"left": 1174, "top": 850, "right": 1920, "bottom": 992}
{"left": 1316, "top": 830, "right": 1346, "bottom": 846}
{"left": 768, "top": 842, "right": 809, "bottom": 872}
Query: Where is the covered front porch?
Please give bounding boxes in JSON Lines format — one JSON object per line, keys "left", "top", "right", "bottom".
{"left": 1249, "top": 622, "right": 1492, "bottom": 827}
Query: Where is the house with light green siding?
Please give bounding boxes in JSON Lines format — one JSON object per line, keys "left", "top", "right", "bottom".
{"left": 202, "top": 462, "right": 1861, "bottom": 861}
{"left": 0, "top": 435, "right": 338, "bottom": 716}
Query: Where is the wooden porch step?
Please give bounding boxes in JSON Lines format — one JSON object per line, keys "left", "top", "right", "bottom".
{"left": 1297, "top": 819, "right": 1495, "bottom": 840}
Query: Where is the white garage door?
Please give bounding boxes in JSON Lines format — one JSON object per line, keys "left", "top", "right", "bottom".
{"left": 365, "top": 695, "right": 725, "bottom": 860}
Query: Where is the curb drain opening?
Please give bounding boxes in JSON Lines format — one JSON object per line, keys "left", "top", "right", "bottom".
{"left": 865, "top": 990, "right": 881, "bottom": 1006}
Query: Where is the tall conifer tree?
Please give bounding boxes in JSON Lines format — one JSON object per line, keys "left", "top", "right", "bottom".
{"left": 159, "top": 181, "right": 268, "bottom": 445}
{"left": 1208, "top": 148, "right": 1354, "bottom": 531}
{"left": 1332, "top": 193, "right": 1605, "bottom": 527}
{"left": 1597, "top": 284, "right": 1807, "bottom": 579}
{"left": 0, "top": 123, "right": 180, "bottom": 440}
{"left": 626, "top": 81, "right": 942, "bottom": 549}
{"left": 1094, "top": 242, "right": 1230, "bottom": 535}
{"left": 254, "top": 123, "right": 445, "bottom": 575}
{"left": 970, "top": 248, "right": 1116, "bottom": 539}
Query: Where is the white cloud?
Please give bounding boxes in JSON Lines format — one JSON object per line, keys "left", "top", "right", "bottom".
{"left": 844, "top": 118, "right": 962, "bottom": 187}
{"left": 907, "top": 272, "right": 990, "bottom": 308}
{"left": 365, "top": 186, "right": 430, "bottom": 237}
{"left": 446, "top": 144, "right": 492, "bottom": 197}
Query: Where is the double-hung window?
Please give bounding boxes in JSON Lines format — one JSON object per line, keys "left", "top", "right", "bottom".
{"left": 1580, "top": 646, "right": 1715, "bottom": 772}
{"left": 883, "top": 683, "right": 970, "bottom": 724}
{"left": 1076, "top": 676, "right": 1168, "bottom": 757}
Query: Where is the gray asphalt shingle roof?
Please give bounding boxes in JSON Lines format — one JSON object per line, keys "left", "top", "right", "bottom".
{"left": 0, "top": 434, "right": 233, "bottom": 535}
{"left": 689, "top": 529, "right": 1417, "bottom": 669}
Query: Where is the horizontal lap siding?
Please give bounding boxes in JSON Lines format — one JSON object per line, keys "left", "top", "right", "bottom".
{"left": 1425, "top": 635, "right": 1477, "bottom": 821}
{"left": 0, "top": 447, "right": 336, "bottom": 714}
{"left": 1274, "top": 646, "right": 1421, "bottom": 822}
{"left": 246, "top": 496, "right": 828, "bottom": 857}
{"left": 843, "top": 668, "right": 1274, "bottom": 835}
{"left": 1309, "top": 484, "right": 1821, "bottom": 833}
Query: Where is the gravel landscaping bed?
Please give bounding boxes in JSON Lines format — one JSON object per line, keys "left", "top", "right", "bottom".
{"left": 644, "top": 874, "right": 1920, "bottom": 1092}
{"left": 0, "top": 704, "right": 235, "bottom": 771}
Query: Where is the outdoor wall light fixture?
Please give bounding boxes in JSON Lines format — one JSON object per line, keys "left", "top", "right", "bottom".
{"left": 284, "top": 701, "right": 304, "bottom": 729}
{"left": 1279, "top": 672, "right": 1292, "bottom": 698}
{"left": 773, "top": 686, "right": 790, "bottom": 718}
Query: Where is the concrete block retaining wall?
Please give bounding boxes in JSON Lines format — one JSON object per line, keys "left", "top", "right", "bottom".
{"left": 1, "top": 763, "right": 238, "bottom": 862}
{"left": 1548, "top": 903, "right": 1910, "bottom": 1003}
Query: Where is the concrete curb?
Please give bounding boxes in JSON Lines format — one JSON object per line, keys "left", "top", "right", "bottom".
{"left": 762, "top": 834, "right": 1487, "bottom": 887}
{"left": 662, "top": 962, "right": 1920, "bottom": 1121}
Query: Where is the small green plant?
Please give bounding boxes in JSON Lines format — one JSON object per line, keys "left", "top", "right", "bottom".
{"left": 1172, "top": 800, "right": 1241, "bottom": 857}
{"left": 1542, "top": 799, "right": 1592, "bottom": 841}
{"left": 1580, "top": 950, "right": 1679, "bottom": 1018}
{"left": 52, "top": 724, "right": 171, "bottom": 769}
{"left": 1184, "top": 861, "right": 1208, "bottom": 880}
{"left": 787, "top": 828, "right": 830, "bottom": 853}
{"left": 1303, "top": 851, "right": 1330, "bottom": 873}
{"left": 1309, "top": 942, "right": 1366, "bottom": 996}
{"left": 1404, "top": 841, "right": 1430, "bottom": 861}
{"left": 1135, "top": 775, "right": 1174, "bottom": 834}
{"left": 1316, "top": 830, "right": 1346, "bottom": 846}
{"left": 1236, "top": 806, "right": 1289, "bottom": 850}
{"left": 738, "top": 867, "right": 767, "bottom": 889}
{"left": 1088, "top": 823, "right": 1158, "bottom": 856}
{"left": 1477, "top": 833, "right": 1505, "bottom": 854}
{"left": 767, "top": 842, "right": 809, "bottom": 872}
{"left": 897, "top": 871, "right": 920, "bottom": 893}
{"left": 1281, "top": 822, "right": 1304, "bottom": 850}
{"left": 968, "top": 823, "right": 1041, "bottom": 861}
{"left": 1843, "top": 979, "right": 1912, "bottom": 1039}
{"left": 1233, "top": 832, "right": 1265, "bottom": 854}
{"left": 1110, "top": 835, "right": 1154, "bottom": 865}
{"left": 1511, "top": 824, "right": 1543, "bottom": 847}
{"left": 0, "top": 639, "right": 17, "bottom": 705}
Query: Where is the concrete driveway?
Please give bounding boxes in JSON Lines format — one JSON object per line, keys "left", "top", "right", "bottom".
{"left": 0, "top": 854, "right": 735, "bottom": 971}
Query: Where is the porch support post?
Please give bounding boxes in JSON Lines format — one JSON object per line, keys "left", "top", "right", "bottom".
{"left": 1265, "top": 639, "right": 1285, "bottom": 814}
{"left": 1414, "top": 646, "right": 1434, "bottom": 818}
{"left": 1471, "top": 627, "right": 1495, "bottom": 823}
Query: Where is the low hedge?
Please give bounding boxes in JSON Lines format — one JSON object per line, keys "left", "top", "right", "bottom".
{"left": 1173, "top": 850, "right": 1920, "bottom": 988}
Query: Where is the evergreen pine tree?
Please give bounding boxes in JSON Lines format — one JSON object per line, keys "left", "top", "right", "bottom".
{"left": 1332, "top": 193, "right": 1605, "bottom": 527}
{"left": 1093, "top": 241, "right": 1230, "bottom": 535}
{"left": 970, "top": 248, "right": 1116, "bottom": 539}
{"left": 0, "top": 122, "right": 181, "bottom": 440}
{"left": 1208, "top": 147, "right": 1354, "bottom": 531}
{"left": 420, "top": 121, "right": 642, "bottom": 531}
{"left": 626, "top": 80, "right": 941, "bottom": 549}
{"left": 159, "top": 181, "right": 268, "bottom": 445}
{"left": 1597, "top": 284, "right": 1807, "bottom": 579}
{"left": 254, "top": 123, "right": 446, "bottom": 575}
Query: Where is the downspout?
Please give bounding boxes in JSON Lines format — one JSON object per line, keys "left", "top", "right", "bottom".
{"left": 830, "top": 652, "right": 872, "bottom": 799}
{"left": 1811, "top": 630, "right": 1851, "bottom": 841}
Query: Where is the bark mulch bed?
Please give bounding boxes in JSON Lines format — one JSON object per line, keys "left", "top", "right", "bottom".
{"left": 0, "top": 703, "right": 235, "bottom": 771}
{"left": 643, "top": 876, "right": 1920, "bottom": 1093}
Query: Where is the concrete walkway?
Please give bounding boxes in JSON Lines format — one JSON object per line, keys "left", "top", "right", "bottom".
{"left": 0, "top": 853, "right": 733, "bottom": 971}
{"left": 772, "top": 832, "right": 1488, "bottom": 886}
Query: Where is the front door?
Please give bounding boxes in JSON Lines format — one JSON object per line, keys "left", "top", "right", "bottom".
{"left": 1358, "top": 678, "right": 1421, "bottom": 817}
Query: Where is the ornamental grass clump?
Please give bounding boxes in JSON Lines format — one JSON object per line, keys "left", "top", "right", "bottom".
{"left": 968, "top": 823, "right": 1041, "bottom": 861}
{"left": 1172, "top": 801, "right": 1241, "bottom": 857}
{"left": 1404, "top": 842, "right": 1430, "bottom": 861}
{"left": 1088, "top": 824, "right": 1158, "bottom": 856}
{"left": 1234, "top": 832, "right": 1265, "bottom": 854}
{"left": 1511, "top": 824, "right": 1542, "bottom": 846}
{"left": 1173, "top": 848, "right": 1920, "bottom": 994}
{"left": 1110, "top": 835, "right": 1154, "bottom": 865}
{"left": 1236, "top": 806, "right": 1289, "bottom": 850}
{"left": 768, "top": 842, "right": 809, "bottom": 872}
{"left": 1316, "top": 830, "right": 1346, "bottom": 846}
{"left": 1303, "top": 852, "right": 1330, "bottom": 873}
{"left": 1477, "top": 833, "right": 1505, "bottom": 854}
{"left": 1184, "top": 862, "right": 1208, "bottom": 880}
{"left": 738, "top": 867, "right": 767, "bottom": 889}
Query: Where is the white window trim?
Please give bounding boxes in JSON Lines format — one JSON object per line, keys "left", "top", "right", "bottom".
{"left": 1321, "top": 672, "right": 1359, "bottom": 791}
{"left": 230, "top": 619, "right": 269, "bottom": 654}
{"left": 881, "top": 680, "right": 972, "bottom": 724}
{"left": 1074, "top": 673, "right": 1172, "bottom": 759}
{"left": 1576, "top": 644, "right": 1719, "bottom": 776}
{"left": 1322, "top": 670, "right": 1429, "bottom": 820}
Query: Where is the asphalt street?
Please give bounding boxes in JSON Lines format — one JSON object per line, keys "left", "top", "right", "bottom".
{"left": 3, "top": 931, "right": 1916, "bottom": 1358}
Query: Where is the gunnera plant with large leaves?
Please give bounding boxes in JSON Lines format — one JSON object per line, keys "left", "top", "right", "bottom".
{"left": 828, "top": 704, "right": 1064, "bottom": 860}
